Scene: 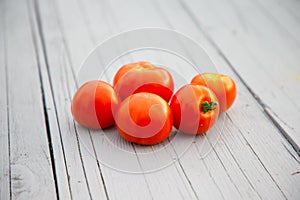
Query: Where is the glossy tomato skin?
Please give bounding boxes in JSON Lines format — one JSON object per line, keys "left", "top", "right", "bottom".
{"left": 113, "top": 61, "right": 152, "bottom": 86}
{"left": 113, "top": 62, "right": 174, "bottom": 102}
{"left": 191, "top": 73, "right": 236, "bottom": 113}
{"left": 115, "top": 92, "right": 173, "bottom": 145}
{"left": 71, "top": 80, "right": 120, "bottom": 129}
{"left": 170, "top": 84, "right": 219, "bottom": 134}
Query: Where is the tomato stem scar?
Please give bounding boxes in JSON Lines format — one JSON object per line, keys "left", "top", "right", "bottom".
{"left": 202, "top": 101, "right": 218, "bottom": 113}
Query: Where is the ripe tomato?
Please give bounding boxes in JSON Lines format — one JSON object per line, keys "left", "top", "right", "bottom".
{"left": 115, "top": 92, "right": 173, "bottom": 145}
{"left": 71, "top": 80, "right": 120, "bottom": 129}
{"left": 113, "top": 61, "right": 174, "bottom": 102}
{"left": 191, "top": 73, "right": 236, "bottom": 113}
{"left": 113, "top": 61, "right": 152, "bottom": 86}
{"left": 170, "top": 84, "right": 219, "bottom": 134}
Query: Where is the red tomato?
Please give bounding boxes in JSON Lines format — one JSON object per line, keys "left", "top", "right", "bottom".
{"left": 71, "top": 80, "right": 120, "bottom": 129}
{"left": 113, "top": 61, "right": 174, "bottom": 102}
{"left": 115, "top": 92, "right": 173, "bottom": 145}
{"left": 191, "top": 73, "right": 237, "bottom": 113}
{"left": 113, "top": 61, "right": 152, "bottom": 86}
{"left": 170, "top": 84, "right": 219, "bottom": 134}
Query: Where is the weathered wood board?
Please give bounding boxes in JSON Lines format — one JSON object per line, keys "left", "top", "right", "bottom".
{"left": 1, "top": 0, "right": 300, "bottom": 199}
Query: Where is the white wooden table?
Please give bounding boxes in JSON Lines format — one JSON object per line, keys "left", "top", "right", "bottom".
{"left": 1, "top": 0, "right": 300, "bottom": 199}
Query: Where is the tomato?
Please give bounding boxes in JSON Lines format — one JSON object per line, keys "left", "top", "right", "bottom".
{"left": 71, "top": 80, "right": 120, "bottom": 129}
{"left": 191, "top": 73, "right": 236, "bottom": 113}
{"left": 113, "top": 61, "right": 152, "bottom": 86}
{"left": 170, "top": 84, "right": 219, "bottom": 134}
{"left": 113, "top": 61, "right": 174, "bottom": 102}
{"left": 115, "top": 92, "right": 173, "bottom": 145}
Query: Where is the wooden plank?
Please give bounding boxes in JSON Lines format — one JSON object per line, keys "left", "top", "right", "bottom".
{"left": 35, "top": 0, "right": 153, "bottom": 199}
{"left": 0, "top": 1, "right": 10, "bottom": 199}
{"left": 153, "top": 0, "right": 300, "bottom": 198}
{"left": 148, "top": 1, "right": 297, "bottom": 199}
{"left": 180, "top": 0, "right": 300, "bottom": 154}
{"left": 254, "top": 0, "right": 300, "bottom": 44}
{"left": 275, "top": 0, "right": 300, "bottom": 22}
{"left": 33, "top": 0, "right": 109, "bottom": 199}
{"left": 4, "top": 0, "right": 57, "bottom": 199}
{"left": 51, "top": 0, "right": 152, "bottom": 198}
{"left": 27, "top": 0, "right": 73, "bottom": 199}
{"left": 61, "top": 45, "right": 110, "bottom": 200}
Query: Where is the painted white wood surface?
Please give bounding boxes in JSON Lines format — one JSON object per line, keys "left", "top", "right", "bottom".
{"left": 149, "top": 0, "right": 300, "bottom": 199}
{"left": 2, "top": 0, "right": 57, "bottom": 199}
{"left": 97, "top": 0, "right": 300, "bottom": 199}
{"left": 72, "top": 0, "right": 222, "bottom": 199}
{"left": 180, "top": 0, "right": 300, "bottom": 154}
{"left": 27, "top": 0, "right": 72, "bottom": 199}
{"left": 39, "top": 0, "right": 200, "bottom": 199}
{"left": 1, "top": 0, "right": 300, "bottom": 199}
{"left": 33, "top": 0, "right": 109, "bottom": 199}
{"left": 255, "top": 0, "right": 300, "bottom": 43}
{"left": 0, "top": 1, "right": 10, "bottom": 199}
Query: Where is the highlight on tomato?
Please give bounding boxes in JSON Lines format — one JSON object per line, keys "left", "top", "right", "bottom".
{"left": 191, "top": 73, "right": 236, "bottom": 113}
{"left": 170, "top": 84, "right": 219, "bottom": 134}
{"left": 71, "top": 80, "right": 120, "bottom": 129}
{"left": 113, "top": 61, "right": 174, "bottom": 102}
{"left": 115, "top": 92, "right": 173, "bottom": 145}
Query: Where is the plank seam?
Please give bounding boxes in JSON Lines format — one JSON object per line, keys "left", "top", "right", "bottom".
{"left": 205, "top": 136, "right": 246, "bottom": 199}
{"left": 53, "top": 0, "right": 110, "bottom": 197}
{"left": 151, "top": 1, "right": 259, "bottom": 198}
{"left": 194, "top": 143, "right": 226, "bottom": 200}
{"left": 58, "top": 37, "right": 93, "bottom": 199}
{"left": 281, "top": 142, "right": 300, "bottom": 165}
{"left": 27, "top": 1, "right": 60, "bottom": 199}
{"left": 178, "top": 0, "right": 300, "bottom": 156}
{"left": 73, "top": 0, "right": 169, "bottom": 199}
{"left": 168, "top": 138, "right": 199, "bottom": 200}
{"left": 73, "top": 125, "right": 93, "bottom": 199}
{"left": 31, "top": 0, "right": 74, "bottom": 198}
{"left": 88, "top": 134, "right": 110, "bottom": 200}
{"left": 50, "top": 0, "right": 125, "bottom": 197}
{"left": 56, "top": 9, "right": 111, "bottom": 200}
{"left": 149, "top": 2, "right": 212, "bottom": 198}
{"left": 218, "top": 121, "right": 263, "bottom": 199}
{"left": 132, "top": 145, "right": 154, "bottom": 200}
{"left": 29, "top": 4, "right": 59, "bottom": 200}
{"left": 75, "top": 2, "right": 196, "bottom": 197}
{"left": 2, "top": 1, "right": 12, "bottom": 198}
{"left": 226, "top": 114, "right": 288, "bottom": 199}
{"left": 264, "top": 108, "right": 300, "bottom": 155}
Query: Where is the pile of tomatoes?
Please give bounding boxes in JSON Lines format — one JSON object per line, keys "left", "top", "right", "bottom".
{"left": 71, "top": 61, "right": 237, "bottom": 145}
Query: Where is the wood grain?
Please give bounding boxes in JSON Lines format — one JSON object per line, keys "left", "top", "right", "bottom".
{"left": 76, "top": 1, "right": 296, "bottom": 197}
{"left": 4, "top": 0, "right": 56, "bottom": 199}
{"left": 33, "top": 0, "right": 109, "bottom": 199}
{"left": 1, "top": 0, "right": 300, "bottom": 199}
{"left": 51, "top": 0, "right": 200, "bottom": 198}
{"left": 0, "top": 1, "right": 10, "bottom": 199}
{"left": 255, "top": 0, "right": 300, "bottom": 44}
{"left": 27, "top": 0, "right": 73, "bottom": 198}
{"left": 155, "top": 0, "right": 300, "bottom": 198}
{"left": 180, "top": 0, "right": 300, "bottom": 154}
{"left": 99, "top": 0, "right": 300, "bottom": 199}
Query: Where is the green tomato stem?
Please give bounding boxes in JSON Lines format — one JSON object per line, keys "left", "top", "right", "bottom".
{"left": 202, "top": 101, "right": 218, "bottom": 113}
